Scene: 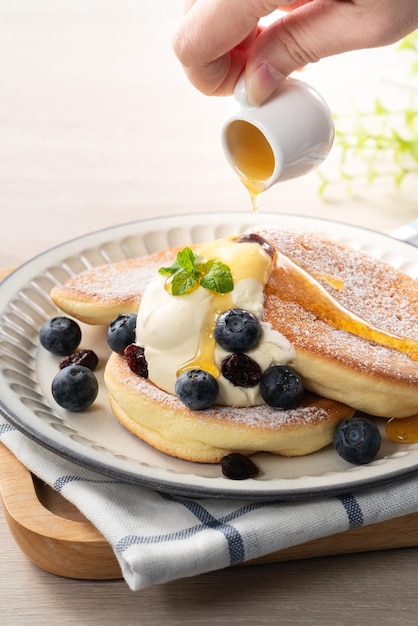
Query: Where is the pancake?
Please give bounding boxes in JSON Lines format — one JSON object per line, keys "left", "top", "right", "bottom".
{"left": 51, "top": 226, "right": 418, "bottom": 420}
{"left": 258, "top": 227, "right": 418, "bottom": 419}
{"left": 50, "top": 248, "right": 178, "bottom": 325}
{"left": 104, "top": 351, "right": 354, "bottom": 462}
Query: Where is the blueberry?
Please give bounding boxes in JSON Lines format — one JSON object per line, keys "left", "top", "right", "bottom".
{"left": 259, "top": 365, "right": 304, "bottom": 410}
{"left": 333, "top": 417, "right": 382, "bottom": 465}
{"left": 214, "top": 308, "right": 261, "bottom": 353}
{"left": 51, "top": 365, "right": 98, "bottom": 411}
{"left": 107, "top": 314, "right": 137, "bottom": 354}
{"left": 39, "top": 316, "right": 82, "bottom": 355}
{"left": 175, "top": 369, "right": 219, "bottom": 410}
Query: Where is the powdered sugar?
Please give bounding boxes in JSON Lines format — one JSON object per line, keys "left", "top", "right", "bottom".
{"left": 254, "top": 226, "right": 418, "bottom": 381}
{"left": 255, "top": 225, "right": 417, "bottom": 336}
{"left": 112, "top": 356, "right": 332, "bottom": 430}
{"left": 63, "top": 251, "right": 175, "bottom": 303}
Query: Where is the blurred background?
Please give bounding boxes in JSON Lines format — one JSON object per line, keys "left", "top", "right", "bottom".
{"left": 1, "top": 0, "right": 417, "bottom": 267}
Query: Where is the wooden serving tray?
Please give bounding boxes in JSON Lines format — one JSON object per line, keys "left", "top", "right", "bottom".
{"left": 2, "top": 441, "right": 418, "bottom": 580}
{"left": 1, "top": 266, "right": 418, "bottom": 580}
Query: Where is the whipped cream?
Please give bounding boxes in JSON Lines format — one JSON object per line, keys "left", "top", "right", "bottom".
{"left": 135, "top": 236, "right": 295, "bottom": 407}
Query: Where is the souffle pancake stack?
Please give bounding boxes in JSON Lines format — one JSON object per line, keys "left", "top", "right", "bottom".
{"left": 49, "top": 226, "right": 418, "bottom": 464}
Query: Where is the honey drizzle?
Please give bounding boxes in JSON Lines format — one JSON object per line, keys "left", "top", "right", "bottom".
{"left": 386, "top": 416, "right": 418, "bottom": 444}
{"left": 176, "top": 292, "right": 233, "bottom": 378}
{"left": 175, "top": 236, "right": 275, "bottom": 379}
{"left": 240, "top": 179, "right": 265, "bottom": 213}
{"left": 266, "top": 249, "right": 418, "bottom": 361}
{"left": 312, "top": 272, "right": 345, "bottom": 292}
{"left": 226, "top": 120, "right": 275, "bottom": 213}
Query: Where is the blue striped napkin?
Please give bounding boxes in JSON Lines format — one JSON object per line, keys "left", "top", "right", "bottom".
{"left": 1, "top": 220, "right": 418, "bottom": 591}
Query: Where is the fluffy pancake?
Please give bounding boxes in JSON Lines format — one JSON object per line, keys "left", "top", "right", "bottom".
{"left": 51, "top": 226, "right": 418, "bottom": 420}
{"left": 50, "top": 249, "right": 177, "bottom": 325}
{"left": 258, "top": 227, "right": 418, "bottom": 419}
{"left": 105, "top": 352, "right": 354, "bottom": 462}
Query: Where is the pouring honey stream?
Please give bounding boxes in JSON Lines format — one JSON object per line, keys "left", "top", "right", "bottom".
{"left": 221, "top": 81, "right": 417, "bottom": 440}
{"left": 224, "top": 120, "right": 275, "bottom": 212}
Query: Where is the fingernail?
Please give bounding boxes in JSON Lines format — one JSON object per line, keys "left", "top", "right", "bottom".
{"left": 246, "top": 62, "right": 284, "bottom": 106}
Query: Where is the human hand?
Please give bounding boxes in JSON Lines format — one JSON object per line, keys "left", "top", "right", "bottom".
{"left": 173, "top": 0, "right": 418, "bottom": 105}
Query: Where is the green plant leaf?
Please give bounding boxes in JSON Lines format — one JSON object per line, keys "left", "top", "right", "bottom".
{"left": 374, "top": 98, "right": 388, "bottom": 115}
{"left": 317, "top": 32, "right": 418, "bottom": 197}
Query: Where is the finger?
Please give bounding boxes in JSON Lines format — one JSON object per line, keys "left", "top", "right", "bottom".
{"left": 172, "top": 0, "right": 278, "bottom": 95}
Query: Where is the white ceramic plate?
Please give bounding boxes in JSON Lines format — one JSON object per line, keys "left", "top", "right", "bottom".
{"left": 0, "top": 213, "right": 417, "bottom": 500}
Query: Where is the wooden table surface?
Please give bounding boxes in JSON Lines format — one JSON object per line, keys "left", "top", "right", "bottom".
{"left": 1, "top": 2, "right": 418, "bottom": 624}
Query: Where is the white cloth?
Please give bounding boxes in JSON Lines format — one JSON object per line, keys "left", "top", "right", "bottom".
{"left": 392, "top": 219, "right": 418, "bottom": 246}
{"left": 1, "top": 222, "right": 417, "bottom": 591}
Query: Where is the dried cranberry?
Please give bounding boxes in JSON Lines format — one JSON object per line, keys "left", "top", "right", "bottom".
{"left": 124, "top": 344, "right": 148, "bottom": 378}
{"left": 221, "top": 353, "right": 262, "bottom": 387}
{"left": 221, "top": 453, "right": 259, "bottom": 480}
{"left": 59, "top": 349, "right": 99, "bottom": 371}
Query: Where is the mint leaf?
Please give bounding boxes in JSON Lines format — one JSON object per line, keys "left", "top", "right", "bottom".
{"left": 158, "top": 259, "right": 182, "bottom": 276}
{"left": 158, "top": 247, "right": 196, "bottom": 276}
{"left": 170, "top": 270, "right": 199, "bottom": 295}
{"left": 158, "top": 247, "right": 234, "bottom": 296}
{"left": 200, "top": 260, "right": 234, "bottom": 294}
{"left": 176, "top": 247, "right": 196, "bottom": 273}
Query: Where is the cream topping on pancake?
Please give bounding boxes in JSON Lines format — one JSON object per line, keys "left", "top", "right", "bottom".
{"left": 135, "top": 235, "right": 295, "bottom": 407}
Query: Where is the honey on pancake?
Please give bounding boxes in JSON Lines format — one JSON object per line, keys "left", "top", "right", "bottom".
{"left": 225, "top": 121, "right": 275, "bottom": 211}
{"left": 266, "top": 249, "right": 418, "bottom": 362}
{"left": 176, "top": 236, "right": 275, "bottom": 378}
{"left": 177, "top": 292, "right": 233, "bottom": 378}
{"left": 386, "top": 416, "right": 418, "bottom": 444}
{"left": 312, "top": 273, "right": 345, "bottom": 291}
